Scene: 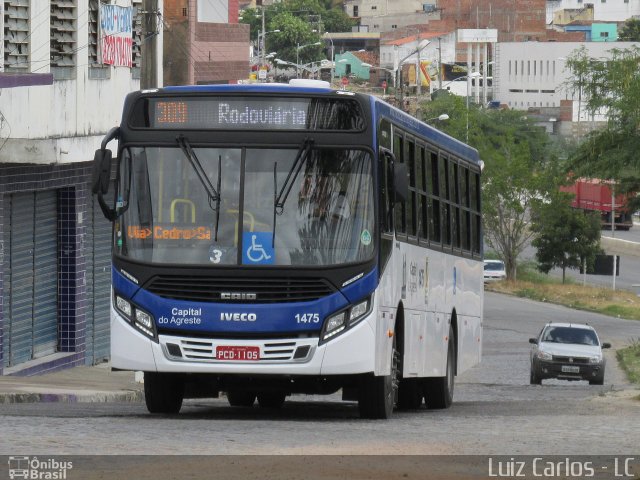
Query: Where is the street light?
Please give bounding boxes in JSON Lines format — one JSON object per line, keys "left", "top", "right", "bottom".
{"left": 426, "top": 114, "right": 449, "bottom": 122}
{"left": 296, "top": 41, "right": 322, "bottom": 78}
{"left": 396, "top": 39, "right": 431, "bottom": 109}
{"left": 325, "top": 34, "right": 335, "bottom": 86}
{"left": 257, "top": 29, "right": 280, "bottom": 68}
{"left": 360, "top": 62, "right": 396, "bottom": 87}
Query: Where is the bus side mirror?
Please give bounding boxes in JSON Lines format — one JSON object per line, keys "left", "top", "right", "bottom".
{"left": 393, "top": 162, "right": 408, "bottom": 203}
{"left": 92, "top": 148, "right": 112, "bottom": 195}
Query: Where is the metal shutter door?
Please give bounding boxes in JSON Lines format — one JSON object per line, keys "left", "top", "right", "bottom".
{"left": 87, "top": 194, "right": 112, "bottom": 364}
{"left": 33, "top": 191, "right": 58, "bottom": 358}
{"left": 2, "top": 197, "right": 12, "bottom": 368}
{"left": 7, "top": 193, "right": 36, "bottom": 366}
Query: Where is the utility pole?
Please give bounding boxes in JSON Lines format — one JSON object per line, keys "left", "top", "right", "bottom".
{"left": 437, "top": 36, "right": 442, "bottom": 91}
{"left": 141, "top": 0, "right": 158, "bottom": 89}
{"left": 260, "top": 7, "right": 266, "bottom": 67}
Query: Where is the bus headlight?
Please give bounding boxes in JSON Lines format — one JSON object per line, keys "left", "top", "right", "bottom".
{"left": 322, "top": 312, "right": 347, "bottom": 341}
{"left": 320, "top": 295, "right": 373, "bottom": 344}
{"left": 115, "top": 296, "right": 132, "bottom": 317}
{"left": 114, "top": 292, "right": 157, "bottom": 342}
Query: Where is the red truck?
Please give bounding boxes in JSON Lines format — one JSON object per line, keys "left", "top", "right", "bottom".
{"left": 560, "top": 178, "right": 634, "bottom": 230}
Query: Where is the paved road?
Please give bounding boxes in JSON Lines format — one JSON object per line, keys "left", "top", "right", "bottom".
{"left": 0, "top": 293, "right": 638, "bottom": 457}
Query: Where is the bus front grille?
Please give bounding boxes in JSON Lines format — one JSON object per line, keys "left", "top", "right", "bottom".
{"left": 145, "top": 275, "right": 336, "bottom": 303}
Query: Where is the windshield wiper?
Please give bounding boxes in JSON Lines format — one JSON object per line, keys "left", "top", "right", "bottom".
{"left": 272, "top": 138, "right": 315, "bottom": 247}
{"left": 176, "top": 135, "right": 222, "bottom": 240}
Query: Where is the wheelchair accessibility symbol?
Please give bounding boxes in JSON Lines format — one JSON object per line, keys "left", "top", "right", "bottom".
{"left": 242, "top": 232, "right": 274, "bottom": 265}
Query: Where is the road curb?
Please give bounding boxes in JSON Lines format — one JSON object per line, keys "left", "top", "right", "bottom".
{"left": 0, "top": 390, "right": 144, "bottom": 404}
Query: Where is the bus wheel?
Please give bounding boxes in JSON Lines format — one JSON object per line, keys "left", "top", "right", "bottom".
{"left": 423, "top": 327, "right": 455, "bottom": 410}
{"left": 144, "top": 372, "right": 184, "bottom": 414}
{"left": 397, "top": 379, "right": 423, "bottom": 410}
{"left": 358, "top": 332, "right": 399, "bottom": 419}
{"left": 257, "top": 392, "right": 286, "bottom": 409}
{"left": 227, "top": 390, "right": 256, "bottom": 407}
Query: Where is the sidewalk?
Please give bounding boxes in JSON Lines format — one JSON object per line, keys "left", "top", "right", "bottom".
{"left": 0, "top": 363, "right": 144, "bottom": 404}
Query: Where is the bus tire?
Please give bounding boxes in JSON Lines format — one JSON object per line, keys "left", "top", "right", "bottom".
{"left": 397, "top": 379, "right": 423, "bottom": 410}
{"left": 227, "top": 390, "right": 256, "bottom": 407}
{"left": 358, "top": 332, "right": 399, "bottom": 419}
{"left": 257, "top": 392, "right": 286, "bottom": 409}
{"left": 423, "top": 327, "right": 455, "bottom": 410}
{"left": 144, "top": 372, "right": 184, "bottom": 414}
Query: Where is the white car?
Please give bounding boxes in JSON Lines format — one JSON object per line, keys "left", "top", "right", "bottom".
{"left": 483, "top": 259, "right": 506, "bottom": 282}
{"left": 529, "top": 323, "right": 610, "bottom": 385}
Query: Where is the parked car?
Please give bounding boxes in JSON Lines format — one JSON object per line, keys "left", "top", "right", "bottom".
{"left": 483, "top": 259, "right": 506, "bottom": 282}
{"left": 529, "top": 323, "right": 610, "bottom": 385}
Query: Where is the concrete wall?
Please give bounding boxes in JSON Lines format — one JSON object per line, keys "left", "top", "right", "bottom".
{"left": 592, "top": 23, "right": 618, "bottom": 42}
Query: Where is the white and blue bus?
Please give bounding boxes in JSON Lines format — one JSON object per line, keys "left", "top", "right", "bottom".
{"left": 92, "top": 80, "right": 483, "bottom": 419}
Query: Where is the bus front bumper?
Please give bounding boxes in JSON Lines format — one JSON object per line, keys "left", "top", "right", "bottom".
{"left": 110, "top": 309, "right": 376, "bottom": 376}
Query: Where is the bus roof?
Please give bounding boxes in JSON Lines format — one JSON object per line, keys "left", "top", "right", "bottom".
{"left": 160, "top": 83, "right": 334, "bottom": 95}
{"left": 372, "top": 96, "right": 481, "bottom": 167}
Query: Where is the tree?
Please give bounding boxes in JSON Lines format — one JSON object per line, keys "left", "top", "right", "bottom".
{"left": 419, "top": 94, "right": 563, "bottom": 280}
{"left": 530, "top": 193, "right": 602, "bottom": 283}
{"left": 239, "top": 0, "right": 354, "bottom": 66}
{"left": 564, "top": 46, "right": 640, "bottom": 212}
{"left": 618, "top": 18, "right": 640, "bottom": 41}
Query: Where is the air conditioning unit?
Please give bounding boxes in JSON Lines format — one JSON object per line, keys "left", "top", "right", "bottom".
{"left": 423, "top": 3, "right": 436, "bottom": 13}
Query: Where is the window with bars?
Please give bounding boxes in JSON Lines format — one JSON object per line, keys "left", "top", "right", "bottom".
{"left": 4, "top": 0, "right": 30, "bottom": 72}
{"left": 88, "top": 0, "right": 108, "bottom": 78}
{"left": 131, "top": 0, "right": 142, "bottom": 78}
{"left": 50, "top": 0, "right": 77, "bottom": 77}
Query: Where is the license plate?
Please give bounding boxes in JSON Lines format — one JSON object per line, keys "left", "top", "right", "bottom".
{"left": 561, "top": 365, "right": 580, "bottom": 373}
{"left": 216, "top": 346, "right": 260, "bottom": 361}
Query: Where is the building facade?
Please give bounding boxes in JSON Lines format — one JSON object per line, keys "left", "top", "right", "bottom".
{"left": 163, "top": 0, "right": 249, "bottom": 85}
{"left": 493, "top": 41, "right": 639, "bottom": 111}
{"left": 0, "top": 0, "right": 162, "bottom": 375}
{"left": 343, "top": 0, "right": 439, "bottom": 33}
{"left": 546, "top": 0, "right": 640, "bottom": 24}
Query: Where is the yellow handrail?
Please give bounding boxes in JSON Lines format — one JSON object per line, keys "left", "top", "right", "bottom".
{"left": 170, "top": 199, "right": 196, "bottom": 223}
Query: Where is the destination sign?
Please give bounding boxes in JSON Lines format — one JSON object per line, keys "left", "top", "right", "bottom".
{"left": 127, "top": 225, "right": 212, "bottom": 241}
{"left": 131, "top": 96, "right": 365, "bottom": 131}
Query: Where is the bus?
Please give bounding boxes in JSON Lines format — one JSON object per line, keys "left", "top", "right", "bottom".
{"left": 92, "top": 80, "right": 483, "bottom": 419}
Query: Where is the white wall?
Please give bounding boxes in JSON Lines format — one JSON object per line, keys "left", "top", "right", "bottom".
{"left": 546, "top": 0, "right": 640, "bottom": 23}
{"left": 197, "top": 0, "right": 228, "bottom": 23}
{"left": 0, "top": 0, "right": 164, "bottom": 164}
{"left": 494, "top": 41, "right": 640, "bottom": 111}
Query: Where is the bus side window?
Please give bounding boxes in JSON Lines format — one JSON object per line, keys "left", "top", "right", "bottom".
{"left": 428, "top": 151, "right": 440, "bottom": 243}
{"left": 450, "top": 162, "right": 460, "bottom": 249}
{"left": 417, "top": 145, "right": 428, "bottom": 242}
{"left": 460, "top": 167, "right": 470, "bottom": 251}
{"left": 379, "top": 119, "right": 393, "bottom": 234}
{"left": 470, "top": 170, "right": 482, "bottom": 254}
{"left": 406, "top": 138, "right": 416, "bottom": 238}
{"left": 440, "top": 155, "right": 451, "bottom": 246}
{"left": 393, "top": 132, "right": 406, "bottom": 236}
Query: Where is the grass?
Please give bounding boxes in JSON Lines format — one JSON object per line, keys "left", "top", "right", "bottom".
{"left": 485, "top": 261, "right": 640, "bottom": 321}
{"left": 616, "top": 340, "right": 640, "bottom": 385}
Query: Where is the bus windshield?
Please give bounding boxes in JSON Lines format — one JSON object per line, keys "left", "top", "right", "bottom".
{"left": 115, "top": 146, "right": 375, "bottom": 267}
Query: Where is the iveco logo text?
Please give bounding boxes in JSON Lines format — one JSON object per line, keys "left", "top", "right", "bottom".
{"left": 221, "top": 292, "right": 257, "bottom": 300}
{"left": 220, "top": 313, "right": 257, "bottom": 322}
